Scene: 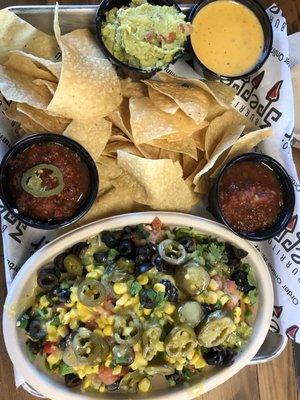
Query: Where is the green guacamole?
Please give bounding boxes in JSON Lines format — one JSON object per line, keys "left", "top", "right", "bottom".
{"left": 101, "top": 0, "right": 190, "bottom": 71}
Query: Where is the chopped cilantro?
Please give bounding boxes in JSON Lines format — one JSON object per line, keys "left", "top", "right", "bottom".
{"left": 174, "top": 227, "right": 207, "bottom": 242}
{"left": 50, "top": 315, "right": 60, "bottom": 327}
{"left": 17, "top": 312, "right": 30, "bottom": 329}
{"left": 58, "top": 362, "right": 73, "bottom": 376}
{"left": 130, "top": 281, "right": 142, "bottom": 296}
{"left": 108, "top": 248, "right": 119, "bottom": 261}
{"left": 245, "top": 309, "right": 252, "bottom": 318}
{"left": 248, "top": 288, "right": 258, "bottom": 305}
{"left": 35, "top": 308, "right": 48, "bottom": 319}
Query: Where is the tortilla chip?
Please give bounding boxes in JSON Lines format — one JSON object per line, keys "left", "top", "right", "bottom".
{"left": 4, "top": 52, "right": 57, "bottom": 82}
{"left": 182, "top": 153, "right": 201, "bottom": 179}
{"left": 193, "top": 125, "right": 208, "bottom": 151}
{"left": 148, "top": 86, "right": 179, "bottom": 114}
{"left": 210, "top": 128, "right": 273, "bottom": 178}
{"left": 137, "top": 143, "right": 161, "bottom": 159}
{"left": 150, "top": 135, "right": 198, "bottom": 160}
{"left": 17, "top": 103, "right": 70, "bottom": 134}
{"left": 5, "top": 103, "right": 48, "bottom": 133}
{"left": 63, "top": 118, "right": 112, "bottom": 161}
{"left": 48, "top": 8, "right": 122, "bottom": 120}
{"left": 103, "top": 141, "right": 142, "bottom": 158}
{"left": 96, "top": 155, "right": 123, "bottom": 195}
{"left": 117, "top": 150, "right": 197, "bottom": 212}
{"left": 158, "top": 149, "right": 182, "bottom": 162}
{"left": 143, "top": 80, "right": 210, "bottom": 125}
{"left": 205, "top": 110, "right": 246, "bottom": 159}
{"left": 120, "top": 78, "right": 147, "bottom": 98}
{"left": 0, "top": 65, "right": 52, "bottom": 109}
{"left": 108, "top": 99, "right": 132, "bottom": 140}
{"left": 157, "top": 72, "right": 234, "bottom": 108}
{"left": 34, "top": 79, "right": 57, "bottom": 95}
{"left": 130, "top": 97, "right": 198, "bottom": 144}
{"left": 0, "top": 9, "right": 58, "bottom": 61}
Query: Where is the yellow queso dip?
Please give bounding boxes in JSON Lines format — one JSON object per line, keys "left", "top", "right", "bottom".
{"left": 191, "top": 0, "right": 264, "bottom": 77}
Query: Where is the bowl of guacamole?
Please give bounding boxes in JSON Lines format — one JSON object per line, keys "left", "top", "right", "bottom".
{"left": 96, "top": 0, "right": 191, "bottom": 73}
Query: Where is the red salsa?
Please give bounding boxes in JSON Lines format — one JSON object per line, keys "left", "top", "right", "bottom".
{"left": 8, "top": 142, "right": 90, "bottom": 221}
{"left": 218, "top": 161, "right": 283, "bottom": 232}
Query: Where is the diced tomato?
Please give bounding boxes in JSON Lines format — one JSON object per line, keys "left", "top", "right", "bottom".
{"left": 43, "top": 341, "right": 57, "bottom": 355}
{"left": 165, "top": 32, "right": 177, "bottom": 43}
{"left": 103, "top": 300, "right": 115, "bottom": 313}
{"left": 85, "top": 320, "right": 98, "bottom": 330}
{"left": 212, "top": 275, "right": 224, "bottom": 289}
{"left": 151, "top": 217, "right": 163, "bottom": 230}
{"left": 98, "top": 366, "right": 123, "bottom": 385}
{"left": 224, "top": 280, "right": 237, "bottom": 294}
{"left": 225, "top": 291, "right": 241, "bottom": 310}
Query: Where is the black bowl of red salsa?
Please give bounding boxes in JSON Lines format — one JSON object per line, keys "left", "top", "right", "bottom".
{"left": 208, "top": 153, "right": 295, "bottom": 241}
{"left": 0, "top": 134, "right": 99, "bottom": 229}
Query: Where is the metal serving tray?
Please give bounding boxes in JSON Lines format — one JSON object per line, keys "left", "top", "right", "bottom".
{"left": 5, "top": 3, "right": 288, "bottom": 394}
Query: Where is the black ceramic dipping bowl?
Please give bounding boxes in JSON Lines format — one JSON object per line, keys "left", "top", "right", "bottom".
{"left": 188, "top": 0, "right": 273, "bottom": 80}
{"left": 0, "top": 134, "right": 99, "bottom": 230}
{"left": 95, "top": 0, "right": 187, "bottom": 77}
{"left": 208, "top": 153, "right": 295, "bottom": 241}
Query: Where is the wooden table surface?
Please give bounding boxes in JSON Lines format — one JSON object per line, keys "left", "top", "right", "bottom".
{"left": 0, "top": 0, "right": 300, "bottom": 399}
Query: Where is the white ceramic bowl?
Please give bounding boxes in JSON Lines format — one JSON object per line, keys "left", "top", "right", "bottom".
{"left": 3, "top": 212, "right": 274, "bottom": 400}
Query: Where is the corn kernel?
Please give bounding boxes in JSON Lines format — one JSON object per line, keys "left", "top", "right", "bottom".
{"left": 116, "top": 293, "right": 130, "bottom": 306}
{"left": 191, "top": 353, "right": 207, "bottom": 369}
{"left": 220, "top": 295, "right": 229, "bottom": 305}
{"left": 208, "top": 279, "right": 219, "bottom": 291}
{"left": 205, "top": 291, "right": 218, "bottom": 304}
{"left": 39, "top": 295, "right": 50, "bottom": 308}
{"left": 138, "top": 377, "right": 151, "bottom": 393}
{"left": 112, "top": 365, "right": 122, "bottom": 375}
{"left": 233, "top": 306, "right": 242, "bottom": 324}
{"left": 47, "top": 351, "right": 62, "bottom": 367}
{"left": 154, "top": 310, "right": 162, "bottom": 318}
{"left": 83, "top": 375, "right": 93, "bottom": 390}
{"left": 153, "top": 283, "right": 166, "bottom": 293}
{"left": 57, "top": 325, "right": 69, "bottom": 338}
{"left": 107, "top": 315, "right": 115, "bottom": 325}
{"left": 103, "top": 325, "right": 113, "bottom": 336}
{"left": 105, "top": 354, "right": 112, "bottom": 367}
{"left": 130, "top": 353, "right": 147, "bottom": 370}
{"left": 156, "top": 341, "right": 164, "bottom": 351}
{"left": 99, "top": 384, "right": 106, "bottom": 392}
{"left": 85, "top": 264, "right": 94, "bottom": 272}
{"left": 86, "top": 270, "right": 101, "bottom": 280}
{"left": 137, "top": 274, "right": 148, "bottom": 285}
{"left": 243, "top": 295, "right": 251, "bottom": 304}
{"left": 216, "top": 290, "right": 224, "bottom": 297}
{"left": 164, "top": 302, "right": 176, "bottom": 315}
{"left": 113, "top": 282, "right": 128, "bottom": 295}
{"left": 143, "top": 308, "right": 152, "bottom": 316}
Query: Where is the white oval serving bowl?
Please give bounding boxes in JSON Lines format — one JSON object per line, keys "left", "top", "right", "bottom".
{"left": 3, "top": 212, "right": 274, "bottom": 400}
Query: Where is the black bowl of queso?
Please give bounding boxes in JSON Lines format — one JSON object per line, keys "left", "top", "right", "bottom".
{"left": 208, "top": 153, "right": 295, "bottom": 241}
{"left": 188, "top": 0, "right": 273, "bottom": 79}
{"left": 0, "top": 134, "right": 99, "bottom": 230}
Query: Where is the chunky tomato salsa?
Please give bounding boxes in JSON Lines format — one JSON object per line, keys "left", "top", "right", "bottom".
{"left": 218, "top": 161, "right": 283, "bottom": 233}
{"left": 8, "top": 142, "right": 90, "bottom": 221}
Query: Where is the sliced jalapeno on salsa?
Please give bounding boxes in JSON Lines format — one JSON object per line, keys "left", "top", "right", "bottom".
{"left": 78, "top": 278, "right": 106, "bottom": 307}
{"left": 158, "top": 239, "right": 187, "bottom": 266}
{"left": 21, "top": 163, "right": 64, "bottom": 197}
{"left": 197, "top": 317, "right": 235, "bottom": 348}
{"left": 72, "top": 328, "right": 109, "bottom": 364}
{"left": 142, "top": 324, "right": 162, "bottom": 361}
{"left": 114, "top": 310, "right": 141, "bottom": 345}
{"left": 112, "top": 344, "right": 135, "bottom": 366}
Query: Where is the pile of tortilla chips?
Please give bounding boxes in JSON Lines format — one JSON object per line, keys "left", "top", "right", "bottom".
{"left": 0, "top": 5, "right": 272, "bottom": 225}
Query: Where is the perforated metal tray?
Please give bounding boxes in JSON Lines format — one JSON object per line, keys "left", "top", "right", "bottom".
{"left": 5, "top": 3, "right": 288, "bottom": 396}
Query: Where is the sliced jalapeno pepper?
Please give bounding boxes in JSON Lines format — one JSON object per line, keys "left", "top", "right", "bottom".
{"left": 114, "top": 310, "right": 141, "bottom": 345}
{"left": 142, "top": 325, "right": 162, "bottom": 361}
{"left": 158, "top": 239, "right": 186, "bottom": 266}
{"left": 63, "top": 254, "right": 83, "bottom": 277}
{"left": 197, "top": 317, "right": 235, "bottom": 348}
{"left": 72, "top": 328, "right": 109, "bottom": 365}
{"left": 145, "top": 364, "right": 175, "bottom": 376}
{"left": 119, "top": 371, "right": 145, "bottom": 393}
{"left": 165, "top": 324, "right": 197, "bottom": 358}
{"left": 175, "top": 262, "right": 210, "bottom": 295}
{"left": 112, "top": 344, "right": 135, "bottom": 366}
{"left": 21, "top": 163, "right": 64, "bottom": 197}
{"left": 78, "top": 278, "right": 106, "bottom": 307}
{"left": 177, "top": 301, "right": 205, "bottom": 328}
